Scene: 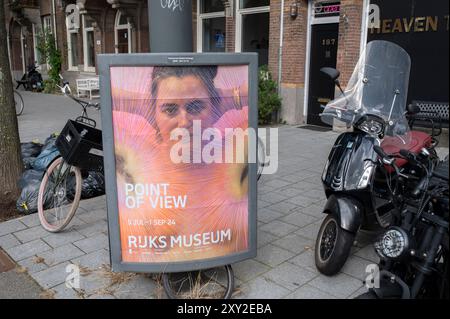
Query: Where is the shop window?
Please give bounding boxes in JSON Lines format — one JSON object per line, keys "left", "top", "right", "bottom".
{"left": 197, "top": 0, "right": 226, "bottom": 52}
{"left": 236, "top": 0, "right": 270, "bottom": 66}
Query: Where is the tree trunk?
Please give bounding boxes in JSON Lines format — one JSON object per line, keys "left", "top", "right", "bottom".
{"left": 0, "top": 0, "right": 23, "bottom": 214}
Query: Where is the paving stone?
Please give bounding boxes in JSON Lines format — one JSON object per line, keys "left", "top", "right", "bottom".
{"left": 73, "top": 220, "right": 108, "bottom": 237}
{"left": 272, "top": 234, "right": 313, "bottom": 254}
{"left": 265, "top": 201, "right": 300, "bottom": 215}
{"left": 341, "top": 256, "right": 376, "bottom": 281}
{"left": 287, "top": 195, "right": 320, "bottom": 208}
{"left": 17, "top": 214, "right": 41, "bottom": 228}
{"left": 0, "top": 234, "right": 21, "bottom": 249}
{"left": 286, "top": 284, "right": 337, "bottom": 299}
{"left": 262, "top": 262, "right": 317, "bottom": 291}
{"left": 255, "top": 244, "right": 296, "bottom": 268}
{"left": 298, "top": 203, "right": 325, "bottom": 217}
{"left": 257, "top": 230, "right": 278, "bottom": 248}
{"left": 302, "top": 189, "right": 326, "bottom": 201}
{"left": 288, "top": 250, "right": 319, "bottom": 274}
{"left": 73, "top": 233, "right": 109, "bottom": 254}
{"left": 257, "top": 199, "right": 271, "bottom": 209}
{"left": 5, "top": 239, "right": 52, "bottom": 261}
{"left": 17, "top": 255, "right": 49, "bottom": 274}
{"left": 233, "top": 259, "right": 271, "bottom": 282}
{"left": 237, "top": 277, "right": 291, "bottom": 299}
{"left": 77, "top": 209, "right": 107, "bottom": 224}
{"left": 113, "top": 275, "right": 157, "bottom": 299}
{"left": 273, "top": 187, "right": 304, "bottom": 198}
{"left": 32, "top": 262, "right": 72, "bottom": 289}
{"left": 259, "top": 192, "right": 290, "bottom": 205}
{"left": 281, "top": 211, "right": 318, "bottom": 228}
{"left": 308, "top": 273, "right": 364, "bottom": 298}
{"left": 354, "top": 245, "right": 380, "bottom": 264}
{"left": 0, "top": 219, "right": 27, "bottom": 237}
{"left": 262, "top": 179, "right": 292, "bottom": 189}
{"left": 42, "top": 230, "right": 85, "bottom": 248}
{"left": 52, "top": 283, "right": 82, "bottom": 299}
{"left": 257, "top": 208, "right": 284, "bottom": 223}
{"left": 348, "top": 285, "right": 371, "bottom": 299}
{"left": 78, "top": 272, "right": 112, "bottom": 296}
{"left": 71, "top": 249, "right": 110, "bottom": 271}
{"left": 37, "top": 244, "right": 85, "bottom": 267}
{"left": 77, "top": 196, "right": 107, "bottom": 212}
{"left": 295, "top": 221, "right": 321, "bottom": 240}
{"left": 259, "top": 221, "right": 298, "bottom": 238}
{"left": 13, "top": 226, "right": 49, "bottom": 243}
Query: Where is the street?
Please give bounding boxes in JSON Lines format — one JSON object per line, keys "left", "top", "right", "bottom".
{"left": 2, "top": 91, "right": 380, "bottom": 299}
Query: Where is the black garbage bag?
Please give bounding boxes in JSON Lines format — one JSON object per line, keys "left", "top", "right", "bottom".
{"left": 16, "top": 180, "right": 52, "bottom": 214}
{"left": 81, "top": 171, "right": 105, "bottom": 199}
{"left": 21, "top": 141, "right": 43, "bottom": 158}
{"left": 23, "top": 157, "right": 37, "bottom": 170}
{"left": 33, "top": 146, "right": 59, "bottom": 171}
{"left": 18, "top": 169, "right": 44, "bottom": 190}
{"left": 42, "top": 134, "right": 58, "bottom": 152}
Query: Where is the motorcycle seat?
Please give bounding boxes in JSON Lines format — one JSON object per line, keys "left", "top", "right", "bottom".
{"left": 381, "top": 130, "right": 432, "bottom": 169}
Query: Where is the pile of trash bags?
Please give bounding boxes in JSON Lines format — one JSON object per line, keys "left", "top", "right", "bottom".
{"left": 16, "top": 134, "right": 105, "bottom": 214}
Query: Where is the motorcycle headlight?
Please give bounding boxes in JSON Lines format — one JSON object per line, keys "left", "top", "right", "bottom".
{"left": 374, "top": 227, "right": 409, "bottom": 259}
{"left": 357, "top": 165, "right": 374, "bottom": 189}
{"left": 356, "top": 115, "right": 385, "bottom": 137}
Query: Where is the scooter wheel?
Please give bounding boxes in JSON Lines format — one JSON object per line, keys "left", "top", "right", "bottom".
{"left": 314, "top": 213, "right": 355, "bottom": 276}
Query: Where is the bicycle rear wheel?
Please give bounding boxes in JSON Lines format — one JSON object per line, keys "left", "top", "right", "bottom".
{"left": 162, "top": 265, "right": 234, "bottom": 299}
{"left": 38, "top": 157, "right": 82, "bottom": 232}
{"left": 14, "top": 90, "right": 24, "bottom": 116}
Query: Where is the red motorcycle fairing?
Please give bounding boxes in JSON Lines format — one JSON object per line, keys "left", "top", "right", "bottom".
{"left": 381, "top": 131, "right": 432, "bottom": 171}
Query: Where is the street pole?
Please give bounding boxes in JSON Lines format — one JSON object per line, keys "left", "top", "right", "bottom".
{"left": 148, "top": 0, "right": 193, "bottom": 53}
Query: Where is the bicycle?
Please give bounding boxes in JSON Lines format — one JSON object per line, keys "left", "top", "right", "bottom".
{"left": 37, "top": 76, "right": 102, "bottom": 233}
{"left": 14, "top": 90, "right": 24, "bottom": 116}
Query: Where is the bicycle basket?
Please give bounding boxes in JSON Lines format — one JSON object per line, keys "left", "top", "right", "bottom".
{"left": 56, "top": 120, "right": 103, "bottom": 170}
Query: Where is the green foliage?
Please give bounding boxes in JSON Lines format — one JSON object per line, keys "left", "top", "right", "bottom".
{"left": 37, "top": 28, "right": 62, "bottom": 92}
{"left": 258, "top": 65, "right": 282, "bottom": 125}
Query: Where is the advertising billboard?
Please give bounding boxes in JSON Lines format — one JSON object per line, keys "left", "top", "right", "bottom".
{"left": 98, "top": 53, "right": 258, "bottom": 273}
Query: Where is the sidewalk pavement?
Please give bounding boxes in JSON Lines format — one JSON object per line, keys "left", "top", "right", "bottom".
{"left": 1, "top": 92, "right": 448, "bottom": 299}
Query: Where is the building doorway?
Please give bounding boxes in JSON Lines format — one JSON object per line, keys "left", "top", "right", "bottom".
{"left": 307, "top": 23, "right": 339, "bottom": 126}
{"left": 115, "top": 11, "right": 132, "bottom": 54}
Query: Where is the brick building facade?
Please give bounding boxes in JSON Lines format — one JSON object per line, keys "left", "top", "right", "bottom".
{"left": 5, "top": 1, "right": 448, "bottom": 125}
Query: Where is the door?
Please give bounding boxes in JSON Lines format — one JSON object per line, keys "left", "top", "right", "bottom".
{"left": 307, "top": 23, "right": 339, "bottom": 126}
{"left": 117, "top": 29, "right": 129, "bottom": 54}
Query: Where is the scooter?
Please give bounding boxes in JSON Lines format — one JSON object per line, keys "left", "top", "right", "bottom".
{"left": 314, "top": 40, "right": 438, "bottom": 276}
{"left": 16, "top": 63, "right": 44, "bottom": 91}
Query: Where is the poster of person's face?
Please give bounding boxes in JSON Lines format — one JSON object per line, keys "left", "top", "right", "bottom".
{"left": 110, "top": 65, "right": 250, "bottom": 263}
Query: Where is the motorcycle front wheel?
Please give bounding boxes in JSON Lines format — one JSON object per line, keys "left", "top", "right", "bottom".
{"left": 314, "top": 212, "right": 355, "bottom": 276}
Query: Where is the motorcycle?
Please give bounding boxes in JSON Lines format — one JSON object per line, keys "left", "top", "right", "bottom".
{"left": 357, "top": 155, "right": 448, "bottom": 299}
{"left": 16, "top": 63, "right": 44, "bottom": 92}
{"left": 314, "top": 40, "right": 438, "bottom": 276}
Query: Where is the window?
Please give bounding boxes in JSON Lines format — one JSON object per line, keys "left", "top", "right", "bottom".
{"left": 236, "top": 0, "right": 270, "bottom": 66}
{"left": 32, "top": 24, "right": 42, "bottom": 64}
{"left": 83, "top": 15, "right": 96, "bottom": 72}
{"left": 115, "top": 11, "right": 132, "bottom": 54}
{"left": 197, "top": 0, "right": 226, "bottom": 52}
{"left": 66, "top": 12, "right": 79, "bottom": 70}
{"left": 43, "top": 15, "right": 52, "bottom": 34}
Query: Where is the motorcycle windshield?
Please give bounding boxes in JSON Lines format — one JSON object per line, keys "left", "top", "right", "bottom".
{"left": 321, "top": 40, "right": 411, "bottom": 142}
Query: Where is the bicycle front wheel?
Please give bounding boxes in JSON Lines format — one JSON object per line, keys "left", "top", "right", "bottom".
{"left": 14, "top": 90, "right": 24, "bottom": 116}
{"left": 38, "top": 157, "right": 82, "bottom": 233}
